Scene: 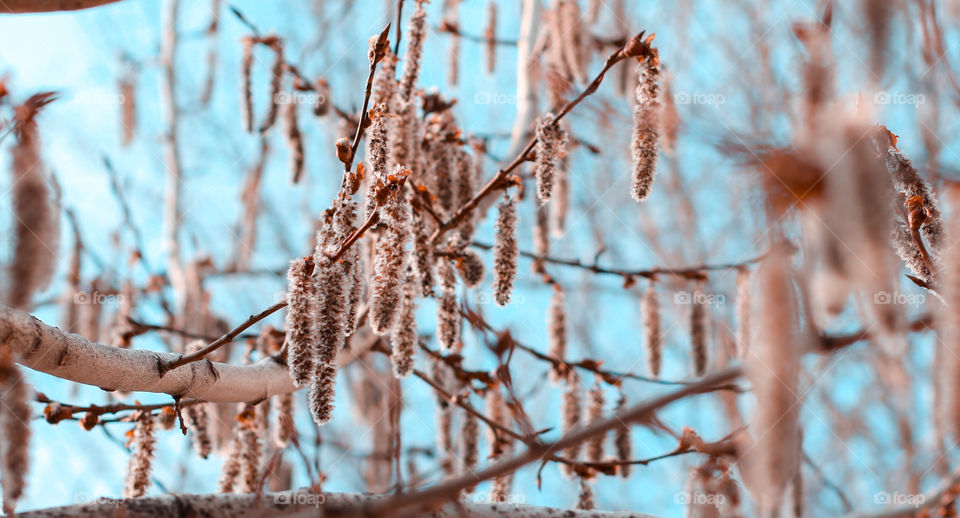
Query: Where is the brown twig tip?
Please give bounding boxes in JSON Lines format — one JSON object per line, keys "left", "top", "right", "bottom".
{"left": 622, "top": 31, "right": 657, "bottom": 61}
{"left": 369, "top": 23, "right": 392, "bottom": 65}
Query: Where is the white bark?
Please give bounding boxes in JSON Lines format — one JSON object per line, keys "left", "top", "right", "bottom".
{"left": 0, "top": 0, "right": 125, "bottom": 13}
{"left": 10, "top": 491, "right": 662, "bottom": 518}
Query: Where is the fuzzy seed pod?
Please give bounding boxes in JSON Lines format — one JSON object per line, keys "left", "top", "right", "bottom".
{"left": 547, "top": 286, "right": 567, "bottom": 384}
{"left": 887, "top": 149, "right": 943, "bottom": 251}
{"left": 184, "top": 401, "right": 213, "bottom": 459}
{"left": 8, "top": 115, "right": 58, "bottom": 310}
{"left": 455, "top": 249, "right": 485, "bottom": 288}
{"left": 273, "top": 393, "right": 295, "bottom": 448}
{"left": 642, "top": 279, "right": 662, "bottom": 377}
{"left": 259, "top": 38, "right": 285, "bottom": 134}
{"left": 239, "top": 407, "right": 265, "bottom": 493}
{"left": 372, "top": 50, "right": 397, "bottom": 109}
{"left": 283, "top": 257, "right": 318, "bottom": 386}
{"left": 893, "top": 223, "right": 932, "bottom": 282}
{"left": 454, "top": 150, "right": 477, "bottom": 239}
{"left": 369, "top": 169, "right": 413, "bottom": 334}
{"left": 493, "top": 195, "right": 518, "bottom": 306}
{"left": 314, "top": 201, "right": 355, "bottom": 362}
{"left": 585, "top": 384, "right": 605, "bottom": 463}
{"left": 630, "top": 56, "right": 661, "bottom": 202}
{"left": 437, "top": 258, "right": 461, "bottom": 351}
{"left": 0, "top": 359, "right": 31, "bottom": 514}
{"left": 390, "top": 268, "right": 418, "bottom": 378}
{"left": 560, "top": 376, "right": 582, "bottom": 477}
{"left": 123, "top": 411, "right": 156, "bottom": 498}
{"left": 576, "top": 479, "right": 595, "bottom": 510}
{"left": 309, "top": 361, "right": 337, "bottom": 425}
{"left": 614, "top": 395, "right": 632, "bottom": 478}
{"left": 412, "top": 211, "right": 436, "bottom": 297}
{"left": 534, "top": 114, "right": 567, "bottom": 205}
{"left": 690, "top": 283, "right": 708, "bottom": 376}
{"left": 460, "top": 412, "right": 479, "bottom": 477}
{"left": 284, "top": 92, "right": 304, "bottom": 183}
{"left": 398, "top": 0, "right": 428, "bottom": 103}
{"left": 240, "top": 36, "right": 254, "bottom": 133}
{"left": 486, "top": 387, "right": 513, "bottom": 499}
{"left": 558, "top": 0, "right": 587, "bottom": 84}
{"left": 485, "top": 1, "right": 497, "bottom": 74}
{"left": 735, "top": 268, "right": 751, "bottom": 359}
{"left": 218, "top": 420, "right": 243, "bottom": 493}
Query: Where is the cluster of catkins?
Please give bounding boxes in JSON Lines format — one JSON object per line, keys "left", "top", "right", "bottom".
{"left": 558, "top": 373, "right": 634, "bottom": 482}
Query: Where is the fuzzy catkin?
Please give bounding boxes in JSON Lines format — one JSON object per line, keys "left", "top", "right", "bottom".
{"left": 283, "top": 257, "right": 318, "bottom": 386}
{"left": 218, "top": 421, "right": 244, "bottom": 493}
{"left": 547, "top": 287, "right": 567, "bottom": 384}
{"left": 390, "top": 268, "right": 418, "bottom": 378}
{"left": 399, "top": 0, "right": 428, "bottom": 103}
{"left": 630, "top": 57, "right": 661, "bottom": 202}
{"left": 283, "top": 92, "right": 304, "bottom": 183}
{"left": 8, "top": 119, "right": 57, "bottom": 310}
{"left": 460, "top": 412, "right": 479, "bottom": 477}
{"left": 560, "top": 376, "right": 582, "bottom": 477}
{"left": 486, "top": 387, "right": 513, "bottom": 499}
{"left": 412, "top": 210, "right": 436, "bottom": 297}
{"left": 690, "top": 283, "right": 708, "bottom": 376}
{"left": 123, "top": 411, "right": 156, "bottom": 498}
{"left": 735, "top": 268, "right": 751, "bottom": 359}
{"left": 239, "top": 406, "right": 265, "bottom": 493}
{"left": 366, "top": 104, "right": 390, "bottom": 205}
{"left": 550, "top": 152, "right": 570, "bottom": 237}
{"left": 369, "top": 172, "right": 412, "bottom": 334}
{"left": 185, "top": 402, "right": 213, "bottom": 459}
{"left": 273, "top": 393, "right": 295, "bottom": 448}
{"left": 240, "top": 36, "right": 254, "bottom": 133}
{"left": 586, "top": 384, "right": 605, "bottom": 463}
{"left": 309, "top": 361, "right": 337, "bottom": 425}
{"left": 259, "top": 39, "right": 285, "bottom": 134}
{"left": 314, "top": 201, "right": 354, "bottom": 362}
{"left": 493, "top": 195, "right": 518, "bottom": 306}
{"left": 534, "top": 114, "right": 567, "bottom": 205}
{"left": 614, "top": 395, "right": 632, "bottom": 478}
{"left": 887, "top": 149, "right": 943, "bottom": 251}
{"left": 642, "top": 280, "right": 662, "bottom": 377}
{"left": 455, "top": 249, "right": 485, "bottom": 288}
{"left": 576, "top": 479, "right": 595, "bottom": 511}
{"left": 893, "top": 223, "right": 932, "bottom": 282}
{"left": 454, "top": 150, "right": 477, "bottom": 239}
{"left": 437, "top": 258, "right": 461, "bottom": 351}
{"left": 485, "top": 1, "right": 497, "bottom": 74}
{"left": 0, "top": 361, "right": 31, "bottom": 515}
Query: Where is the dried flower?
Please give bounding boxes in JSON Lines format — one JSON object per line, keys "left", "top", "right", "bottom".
{"left": 369, "top": 167, "right": 413, "bottom": 334}
{"left": 547, "top": 286, "right": 567, "bottom": 384}
{"left": 0, "top": 359, "right": 31, "bottom": 514}
{"left": 690, "top": 282, "right": 708, "bottom": 376}
{"left": 630, "top": 57, "right": 661, "bottom": 202}
{"left": 586, "top": 384, "right": 605, "bottom": 463}
{"left": 309, "top": 361, "right": 337, "bottom": 425}
{"left": 123, "top": 411, "right": 156, "bottom": 498}
{"left": 284, "top": 257, "right": 318, "bottom": 386}
{"left": 614, "top": 395, "right": 632, "bottom": 478}
{"left": 390, "top": 268, "right": 418, "bottom": 378}
{"left": 642, "top": 279, "right": 662, "bottom": 377}
{"left": 437, "top": 258, "right": 460, "bottom": 351}
{"left": 534, "top": 113, "right": 567, "bottom": 205}
{"left": 493, "top": 194, "right": 518, "bottom": 306}
{"left": 240, "top": 36, "right": 254, "bottom": 133}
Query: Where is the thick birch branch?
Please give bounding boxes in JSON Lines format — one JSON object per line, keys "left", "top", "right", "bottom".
{"left": 0, "top": 304, "right": 294, "bottom": 402}
{"left": 0, "top": 0, "right": 125, "bottom": 13}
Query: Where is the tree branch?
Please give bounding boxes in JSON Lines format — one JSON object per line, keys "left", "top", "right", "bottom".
{"left": 0, "top": 0, "right": 125, "bottom": 13}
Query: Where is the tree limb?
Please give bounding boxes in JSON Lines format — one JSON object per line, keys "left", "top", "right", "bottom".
{"left": 0, "top": 0, "right": 125, "bottom": 13}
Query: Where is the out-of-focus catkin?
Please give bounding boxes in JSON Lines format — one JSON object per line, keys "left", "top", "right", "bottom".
{"left": 586, "top": 383, "right": 605, "bottom": 463}
{"left": 547, "top": 286, "right": 567, "bottom": 384}
{"left": 437, "top": 258, "right": 460, "bottom": 351}
{"left": 399, "top": 0, "right": 428, "bottom": 104}
{"left": 690, "top": 282, "right": 708, "bottom": 376}
{"left": 240, "top": 36, "right": 254, "bottom": 133}
{"left": 560, "top": 375, "right": 582, "bottom": 477}
{"left": 576, "top": 479, "right": 595, "bottom": 510}
{"left": 369, "top": 167, "right": 412, "bottom": 334}
{"left": 459, "top": 411, "right": 479, "bottom": 481}
{"left": 630, "top": 54, "right": 661, "bottom": 202}
{"left": 123, "top": 410, "right": 156, "bottom": 498}
{"left": 642, "top": 279, "right": 662, "bottom": 377}
{"left": 0, "top": 357, "right": 31, "bottom": 515}
{"left": 259, "top": 38, "right": 285, "bottom": 134}
{"left": 735, "top": 267, "right": 751, "bottom": 359}
{"left": 493, "top": 194, "right": 518, "bottom": 306}
{"left": 390, "top": 268, "right": 418, "bottom": 378}
{"left": 273, "top": 393, "right": 295, "bottom": 448}
{"left": 534, "top": 113, "right": 567, "bottom": 205}
{"left": 485, "top": 1, "right": 497, "bottom": 74}
{"left": 283, "top": 91, "right": 304, "bottom": 183}
{"left": 283, "top": 257, "right": 318, "bottom": 386}
{"left": 614, "top": 395, "right": 632, "bottom": 478}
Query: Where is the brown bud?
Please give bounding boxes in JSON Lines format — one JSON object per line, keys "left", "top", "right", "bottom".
{"left": 336, "top": 137, "right": 352, "bottom": 164}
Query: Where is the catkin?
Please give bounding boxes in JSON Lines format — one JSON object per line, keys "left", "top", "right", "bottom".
{"left": 586, "top": 384, "right": 605, "bottom": 463}
{"left": 239, "top": 406, "right": 265, "bottom": 493}
{"left": 369, "top": 168, "right": 413, "bottom": 334}
{"left": 493, "top": 195, "right": 518, "bottom": 306}
{"left": 560, "top": 375, "right": 582, "bottom": 477}
{"left": 534, "top": 113, "right": 567, "bottom": 205}
{"left": 630, "top": 56, "right": 661, "bottom": 202}
{"left": 240, "top": 36, "right": 254, "bottom": 133}
{"left": 576, "top": 479, "right": 595, "bottom": 510}
{"left": 886, "top": 149, "right": 944, "bottom": 251}
{"left": 284, "top": 91, "right": 304, "bottom": 183}
{"left": 390, "top": 268, "right": 418, "bottom": 378}
{"left": 119, "top": 65, "right": 137, "bottom": 146}
{"left": 0, "top": 359, "right": 31, "bottom": 515}
{"left": 642, "top": 279, "right": 662, "bottom": 377}
{"left": 460, "top": 412, "right": 479, "bottom": 479}
{"left": 8, "top": 116, "right": 57, "bottom": 310}
{"left": 550, "top": 152, "right": 570, "bottom": 237}
{"left": 455, "top": 150, "right": 477, "bottom": 238}
{"left": 486, "top": 387, "right": 513, "bottom": 499}
{"left": 399, "top": 0, "right": 428, "bottom": 103}
{"left": 437, "top": 258, "right": 460, "bottom": 351}
{"left": 533, "top": 205, "right": 549, "bottom": 274}
{"left": 735, "top": 267, "right": 751, "bottom": 359}
{"left": 314, "top": 201, "right": 354, "bottom": 362}
{"left": 412, "top": 210, "right": 436, "bottom": 297}
{"left": 893, "top": 223, "right": 933, "bottom": 282}
{"left": 455, "top": 249, "right": 485, "bottom": 288}
{"left": 614, "top": 395, "right": 632, "bottom": 478}
{"left": 284, "top": 257, "right": 318, "bottom": 386}
{"left": 218, "top": 419, "right": 243, "bottom": 493}
{"left": 185, "top": 402, "right": 213, "bottom": 459}
{"left": 259, "top": 38, "right": 285, "bottom": 134}
{"left": 123, "top": 411, "right": 156, "bottom": 498}
{"left": 309, "top": 361, "right": 337, "bottom": 425}
{"left": 547, "top": 286, "right": 567, "bottom": 384}
{"left": 273, "top": 393, "right": 295, "bottom": 448}
{"left": 690, "top": 283, "right": 708, "bottom": 376}
{"left": 485, "top": 1, "right": 497, "bottom": 74}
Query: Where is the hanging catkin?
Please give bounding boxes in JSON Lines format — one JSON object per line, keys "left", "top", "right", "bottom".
{"left": 614, "top": 395, "right": 632, "bottom": 478}
{"left": 534, "top": 113, "right": 567, "bottom": 205}
{"left": 390, "top": 267, "right": 418, "bottom": 378}
{"left": 586, "top": 383, "right": 605, "bottom": 463}
{"left": 259, "top": 37, "right": 285, "bottom": 134}
{"left": 8, "top": 111, "right": 58, "bottom": 310}
{"left": 550, "top": 151, "right": 570, "bottom": 237}
{"left": 283, "top": 91, "right": 304, "bottom": 183}
{"left": 533, "top": 205, "right": 549, "bottom": 275}
{"left": 690, "top": 282, "right": 708, "bottom": 376}
{"left": 184, "top": 402, "right": 213, "bottom": 459}
{"left": 630, "top": 53, "right": 661, "bottom": 202}
{"left": 493, "top": 194, "right": 518, "bottom": 306}
{"left": 455, "top": 149, "right": 477, "bottom": 239}
{"left": 119, "top": 62, "right": 137, "bottom": 146}
{"left": 283, "top": 257, "right": 318, "bottom": 386}
{"left": 460, "top": 411, "right": 479, "bottom": 481}
{"left": 314, "top": 201, "right": 353, "bottom": 362}
{"left": 941, "top": 196, "right": 960, "bottom": 440}
{"left": 486, "top": 387, "right": 513, "bottom": 500}
{"left": 0, "top": 356, "right": 31, "bottom": 515}
{"left": 445, "top": 1, "right": 461, "bottom": 87}
{"left": 547, "top": 286, "right": 567, "bottom": 384}
{"left": 240, "top": 36, "right": 254, "bottom": 133}
{"left": 123, "top": 411, "right": 156, "bottom": 498}
{"left": 455, "top": 248, "right": 485, "bottom": 288}
{"left": 399, "top": 0, "right": 428, "bottom": 104}
{"left": 485, "top": 1, "right": 497, "bottom": 74}
{"left": 560, "top": 374, "right": 582, "bottom": 477}
{"left": 576, "top": 479, "right": 595, "bottom": 510}
{"left": 886, "top": 147, "right": 943, "bottom": 252}
{"left": 309, "top": 361, "right": 337, "bottom": 425}
{"left": 412, "top": 210, "right": 436, "bottom": 297}
{"left": 735, "top": 267, "right": 751, "bottom": 359}
{"left": 437, "top": 257, "right": 460, "bottom": 351}
{"left": 239, "top": 405, "right": 265, "bottom": 493}
{"left": 369, "top": 166, "right": 413, "bottom": 334}
{"left": 642, "top": 279, "right": 662, "bottom": 377}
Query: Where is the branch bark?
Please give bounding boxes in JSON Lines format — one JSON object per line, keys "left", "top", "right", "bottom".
{"left": 0, "top": 0, "right": 125, "bottom": 13}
